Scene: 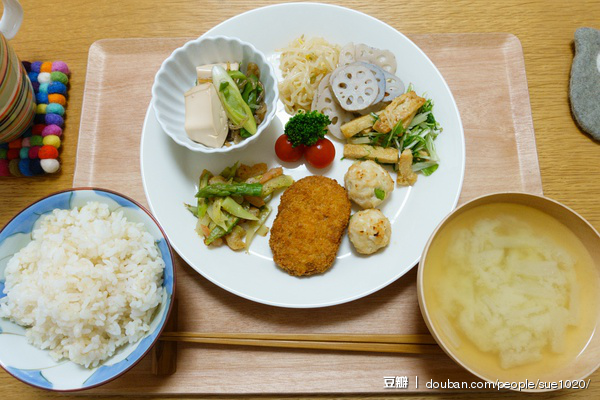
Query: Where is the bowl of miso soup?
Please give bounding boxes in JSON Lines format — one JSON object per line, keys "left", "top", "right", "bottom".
{"left": 418, "top": 193, "right": 600, "bottom": 391}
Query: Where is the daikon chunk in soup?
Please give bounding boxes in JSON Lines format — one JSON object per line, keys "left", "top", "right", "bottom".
{"left": 422, "top": 203, "right": 599, "bottom": 381}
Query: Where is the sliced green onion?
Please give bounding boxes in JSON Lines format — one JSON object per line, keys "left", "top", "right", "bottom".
{"left": 374, "top": 188, "right": 386, "bottom": 200}
{"left": 212, "top": 65, "right": 257, "bottom": 135}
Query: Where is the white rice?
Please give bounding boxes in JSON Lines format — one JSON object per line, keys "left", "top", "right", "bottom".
{"left": 0, "top": 201, "right": 165, "bottom": 368}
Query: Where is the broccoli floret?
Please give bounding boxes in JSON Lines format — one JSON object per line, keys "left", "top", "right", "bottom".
{"left": 284, "top": 110, "right": 331, "bottom": 147}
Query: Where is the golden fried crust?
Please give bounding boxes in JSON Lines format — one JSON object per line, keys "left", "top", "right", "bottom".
{"left": 269, "top": 176, "right": 351, "bottom": 276}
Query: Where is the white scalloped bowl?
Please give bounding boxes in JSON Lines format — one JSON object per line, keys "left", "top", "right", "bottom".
{"left": 151, "top": 35, "right": 278, "bottom": 153}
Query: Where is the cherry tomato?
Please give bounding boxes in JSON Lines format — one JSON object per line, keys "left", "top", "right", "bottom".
{"left": 305, "top": 138, "right": 335, "bottom": 169}
{"left": 275, "top": 134, "right": 304, "bottom": 162}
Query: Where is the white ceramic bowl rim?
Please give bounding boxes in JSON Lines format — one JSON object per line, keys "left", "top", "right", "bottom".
{"left": 151, "top": 35, "right": 279, "bottom": 154}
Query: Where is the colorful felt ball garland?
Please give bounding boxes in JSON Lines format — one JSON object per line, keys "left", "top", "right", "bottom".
{"left": 0, "top": 61, "right": 69, "bottom": 177}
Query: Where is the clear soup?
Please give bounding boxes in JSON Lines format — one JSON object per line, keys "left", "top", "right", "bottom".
{"left": 422, "top": 203, "right": 600, "bottom": 382}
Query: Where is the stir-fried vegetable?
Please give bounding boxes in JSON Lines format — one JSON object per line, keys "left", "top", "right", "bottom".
{"left": 221, "top": 197, "right": 258, "bottom": 220}
{"left": 262, "top": 175, "right": 294, "bottom": 197}
{"left": 196, "top": 169, "right": 212, "bottom": 218}
{"left": 186, "top": 162, "right": 294, "bottom": 251}
{"left": 244, "top": 206, "right": 272, "bottom": 251}
{"left": 205, "top": 216, "right": 239, "bottom": 245}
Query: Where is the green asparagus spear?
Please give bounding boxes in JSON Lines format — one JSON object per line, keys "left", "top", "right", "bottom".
{"left": 196, "top": 182, "right": 263, "bottom": 198}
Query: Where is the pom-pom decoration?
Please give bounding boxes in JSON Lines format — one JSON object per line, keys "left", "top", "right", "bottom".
{"left": 1, "top": 61, "right": 70, "bottom": 177}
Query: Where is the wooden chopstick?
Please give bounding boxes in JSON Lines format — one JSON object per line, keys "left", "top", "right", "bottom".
{"left": 158, "top": 332, "right": 440, "bottom": 355}
{"left": 161, "top": 332, "right": 437, "bottom": 344}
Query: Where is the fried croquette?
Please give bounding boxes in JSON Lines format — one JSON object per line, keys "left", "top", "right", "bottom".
{"left": 269, "top": 176, "right": 351, "bottom": 276}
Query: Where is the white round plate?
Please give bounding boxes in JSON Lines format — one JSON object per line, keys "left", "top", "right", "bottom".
{"left": 142, "top": 2, "right": 465, "bottom": 308}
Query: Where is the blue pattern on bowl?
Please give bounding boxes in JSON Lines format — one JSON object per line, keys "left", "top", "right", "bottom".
{"left": 0, "top": 192, "right": 71, "bottom": 240}
{"left": 6, "top": 367, "right": 52, "bottom": 390}
{"left": 158, "top": 238, "right": 174, "bottom": 289}
{"left": 94, "top": 190, "right": 138, "bottom": 209}
{"left": 0, "top": 189, "right": 175, "bottom": 391}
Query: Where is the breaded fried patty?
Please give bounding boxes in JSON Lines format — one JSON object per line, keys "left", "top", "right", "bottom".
{"left": 269, "top": 176, "right": 351, "bottom": 276}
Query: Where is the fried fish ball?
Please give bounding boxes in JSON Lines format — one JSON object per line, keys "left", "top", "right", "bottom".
{"left": 348, "top": 209, "right": 391, "bottom": 255}
{"left": 344, "top": 160, "right": 394, "bottom": 209}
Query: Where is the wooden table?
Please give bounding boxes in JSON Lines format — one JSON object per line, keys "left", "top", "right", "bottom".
{"left": 1, "top": 0, "right": 599, "bottom": 398}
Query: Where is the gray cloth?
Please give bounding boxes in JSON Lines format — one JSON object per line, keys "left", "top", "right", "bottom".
{"left": 570, "top": 27, "right": 600, "bottom": 141}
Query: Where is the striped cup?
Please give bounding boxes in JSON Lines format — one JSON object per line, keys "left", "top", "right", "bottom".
{"left": 0, "top": 0, "right": 35, "bottom": 144}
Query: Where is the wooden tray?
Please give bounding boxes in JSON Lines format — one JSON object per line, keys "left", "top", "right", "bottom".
{"left": 74, "top": 34, "right": 542, "bottom": 395}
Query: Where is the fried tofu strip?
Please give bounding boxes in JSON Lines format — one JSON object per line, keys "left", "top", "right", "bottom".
{"left": 341, "top": 112, "right": 383, "bottom": 138}
{"left": 397, "top": 149, "right": 418, "bottom": 186}
{"left": 340, "top": 91, "right": 426, "bottom": 138}
{"left": 343, "top": 144, "right": 399, "bottom": 164}
{"left": 374, "top": 91, "right": 426, "bottom": 134}
{"left": 373, "top": 91, "right": 426, "bottom": 133}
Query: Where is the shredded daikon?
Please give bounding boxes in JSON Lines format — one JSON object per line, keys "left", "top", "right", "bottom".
{"left": 278, "top": 36, "right": 340, "bottom": 114}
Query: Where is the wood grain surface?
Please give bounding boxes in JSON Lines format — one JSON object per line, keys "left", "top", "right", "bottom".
{"left": 71, "top": 33, "right": 540, "bottom": 396}
{"left": 1, "top": 0, "right": 599, "bottom": 399}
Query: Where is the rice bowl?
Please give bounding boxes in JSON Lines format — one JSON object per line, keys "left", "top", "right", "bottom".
{"left": 0, "top": 188, "right": 175, "bottom": 391}
{"left": 1, "top": 201, "right": 165, "bottom": 368}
